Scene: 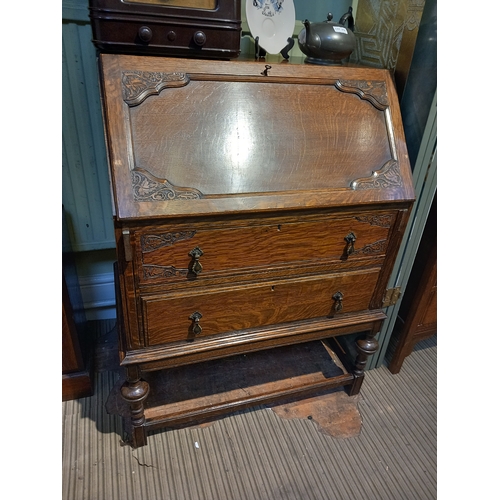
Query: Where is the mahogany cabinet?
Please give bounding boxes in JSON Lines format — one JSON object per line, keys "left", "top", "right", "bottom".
{"left": 98, "top": 54, "right": 415, "bottom": 447}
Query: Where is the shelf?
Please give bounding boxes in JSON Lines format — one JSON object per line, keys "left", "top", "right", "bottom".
{"left": 108, "top": 339, "right": 354, "bottom": 434}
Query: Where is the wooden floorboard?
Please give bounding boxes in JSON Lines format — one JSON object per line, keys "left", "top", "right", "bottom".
{"left": 62, "top": 320, "right": 437, "bottom": 500}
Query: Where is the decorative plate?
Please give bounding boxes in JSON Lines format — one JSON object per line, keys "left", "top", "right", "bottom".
{"left": 246, "top": 0, "right": 296, "bottom": 55}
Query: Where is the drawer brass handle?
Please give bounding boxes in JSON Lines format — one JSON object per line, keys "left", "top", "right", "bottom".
{"left": 332, "top": 291, "right": 344, "bottom": 313}
{"left": 344, "top": 232, "right": 357, "bottom": 256}
{"left": 189, "top": 311, "right": 203, "bottom": 335}
{"left": 189, "top": 246, "right": 204, "bottom": 275}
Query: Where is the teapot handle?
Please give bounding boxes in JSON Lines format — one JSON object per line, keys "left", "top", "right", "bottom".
{"left": 339, "top": 7, "right": 355, "bottom": 32}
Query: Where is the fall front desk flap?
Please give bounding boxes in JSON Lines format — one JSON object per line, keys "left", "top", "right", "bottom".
{"left": 99, "top": 54, "right": 415, "bottom": 221}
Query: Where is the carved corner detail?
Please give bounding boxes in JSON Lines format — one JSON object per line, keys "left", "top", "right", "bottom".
{"left": 141, "top": 231, "right": 197, "bottom": 253}
{"left": 354, "top": 214, "right": 395, "bottom": 228}
{"left": 352, "top": 239, "right": 388, "bottom": 256}
{"left": 122, "top": 70, "right": 190, "bottom": 106}
{"left": 334, "top": 80, "right": 389, "bottom": 110}
{"left": 351, "top": 160, "right": 402, "bottom": 190}
{"left": 143, "top": 265, "right": 189, "bottom": 280}
{"left": 132, "top": 169, "right": 203, "bottom": 201}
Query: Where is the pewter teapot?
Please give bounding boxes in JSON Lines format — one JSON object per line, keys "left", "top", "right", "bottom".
{"left": 298, "top": 8, "right": 355, "bottom": 65}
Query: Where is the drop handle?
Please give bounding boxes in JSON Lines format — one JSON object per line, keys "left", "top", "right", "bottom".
{"left": 344, "top": 232, "right": 357, "bottom": 256}
{"left": 189, "top": 311, "right": 203, "bottom": 335}
{"left": 189, "top": 246, "right": 204, "bottom": 275}
{"left": 332, "top": 291, "right": 344, "bottom": 313}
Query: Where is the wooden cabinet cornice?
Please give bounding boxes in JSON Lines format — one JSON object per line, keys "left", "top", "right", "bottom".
{"left": 99, "top": 54, "right": 415, "bottom": 447}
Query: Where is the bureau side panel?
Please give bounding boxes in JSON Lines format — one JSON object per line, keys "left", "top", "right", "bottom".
{"left": 114, "top": 225, "right": 143, "bottom": 350}
{"left": 370, "top": 208, "right": 412, "bottom": 308}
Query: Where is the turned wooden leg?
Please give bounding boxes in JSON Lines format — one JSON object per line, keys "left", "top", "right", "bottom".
{"left": 121, "top": 366, "right": 150, "bottom": 448}
{"left": 348, "top": 325, "right": 381, "bottom": 395}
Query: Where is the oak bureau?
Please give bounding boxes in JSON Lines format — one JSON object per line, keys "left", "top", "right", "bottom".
{"left": 98, "top": 54, "right": 415, "bottom": 447}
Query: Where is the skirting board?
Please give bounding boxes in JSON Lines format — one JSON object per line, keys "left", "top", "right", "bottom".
{"left": 78, "top": 272, "right": 117, "bottom": 321}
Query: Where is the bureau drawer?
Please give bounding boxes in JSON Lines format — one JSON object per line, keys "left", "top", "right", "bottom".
{"left": 142, "top": 268, "right": 380, "bottom": 346}
{"left": 135, "top": 213, "right": 395, "bottom": 285}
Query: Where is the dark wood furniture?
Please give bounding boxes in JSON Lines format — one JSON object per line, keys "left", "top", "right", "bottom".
{"left": 98, "top": 54, "right": 415, "bottom": 447}
{"left": 62, "top": 275, "right": 93, "bottom": 400}
{"left": 388, "top": 193, "right": 436, "bottom": 374}
{"left": 89, "top": 0, "right": 241, "bottom": 59}
{"left": 62, "top": 209, "right": 93, "bottom": 401}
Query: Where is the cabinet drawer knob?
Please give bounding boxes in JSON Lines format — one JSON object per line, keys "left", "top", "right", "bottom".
{"left": 189, "top": 246, "right": 204, "bottom": 275}
{"left": 332, "top": 291, "right": 344, "bottom": 313}
{"left": 344, "top": 232, "right": 357, "bottom": 256}
{"left": 189, "top": 311, "right": 203, "bottom": 335}
{"left": 138, "top": 26, "right": 153, "bottom": 43}
{"left": 193, "top": 31, "right": 207, "bottom": 46}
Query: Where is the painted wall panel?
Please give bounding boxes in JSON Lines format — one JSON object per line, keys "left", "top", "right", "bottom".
{"left": 62, "top": 4, "right": 115, "bottom": 251}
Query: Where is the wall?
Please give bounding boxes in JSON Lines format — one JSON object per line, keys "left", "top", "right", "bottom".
{"left": 63, "top": 0, "right": 119, "bottom": 319}
{"left": 294, "top": 1, "right": 353, "bottom": 22}
{"left": 62, "top": 1, "right": 115, "bottom": 251}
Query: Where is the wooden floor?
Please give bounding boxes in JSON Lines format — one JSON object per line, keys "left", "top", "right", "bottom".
{"left": 62, "top": 320, "right": 437, "bottom": 500}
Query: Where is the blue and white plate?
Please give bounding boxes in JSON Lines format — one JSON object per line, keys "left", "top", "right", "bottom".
{"left": 246, "top": 0, "right": 296, "bottom": 55}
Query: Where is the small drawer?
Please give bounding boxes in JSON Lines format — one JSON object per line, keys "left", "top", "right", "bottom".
{"left": 135, "top": 212, "right": 395, "bottom": 285}
{"left": 142, "top": 268, "right": 380, "bottom": 346}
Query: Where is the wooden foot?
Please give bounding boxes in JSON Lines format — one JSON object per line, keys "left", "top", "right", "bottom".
{"left": 121, "top": 367, "right": 150, "bottom": 448}
{"left": 347, "top": 373, "right": 365, "bottom": 396}
{"left": 388, "top": 339, "right": 415, "bottom": 374}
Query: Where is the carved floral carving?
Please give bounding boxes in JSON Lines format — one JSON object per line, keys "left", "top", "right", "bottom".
{"left": 141, "top": 231, "right": 197, "bottom": 253}
{"left": 132, "top": 169, "right": 203, "bottom": 202}
{"left": 351, "top": 160, "right": 402, "bottom": 190}
{"left": 354, "top": 214, "right": 395, "bottom": 228}
{"left": 334, "top": 80, "right": 389, "bottom": 110}
{"left": 143, "top": 265, "right": 189, "bottom": 280}
{"left": 122, "top": 71, "right": 190, "bottom": 106}
{"left": 352, "top": 239, "right": 387, "bottom": 255}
